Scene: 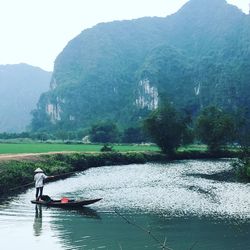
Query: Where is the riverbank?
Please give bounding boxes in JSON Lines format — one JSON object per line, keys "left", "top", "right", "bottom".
{"left": 0, "top": 150, "right": 245, "bottom": 197}
{"left": 0, "top": 151, "right": 165, "bottom": 196}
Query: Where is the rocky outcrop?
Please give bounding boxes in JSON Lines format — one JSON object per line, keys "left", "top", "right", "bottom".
{"left": 136, "top": 79, "right": 159, "bottom": 110}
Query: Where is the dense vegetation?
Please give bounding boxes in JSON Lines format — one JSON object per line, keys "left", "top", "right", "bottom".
{"left": 233, "top": 156, "right": 250, "bottom": 181}
{"left": 196, "top": 106, "right": 235, "bottom": 152}
{"left": 143, "top": 103, "right": 250, "bottom": 179}
{"left": 32, "top": 0, "right": 250, "bottom": 134}
{"left": 0, "top": 124, "right": 148, "bottom": 144}
{"left": 144, "top": 102, "right": 191, "bottom": 156}
{"left": 0, "top": 64, "right": 51, "bottom": 132}
{"left": 143, "top": 103, "right": 244, "bottom": 153}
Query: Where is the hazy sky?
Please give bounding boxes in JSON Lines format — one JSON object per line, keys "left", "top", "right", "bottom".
{"left": 0, "top": 0, "right": 249, "bottom": 71}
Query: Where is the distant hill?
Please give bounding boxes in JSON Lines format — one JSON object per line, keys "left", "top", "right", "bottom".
{"left": 32, "top": 0, "right": 250, "bottom": 131}
{"left": 0, "top": 64, "right": 51, "bottom": 132}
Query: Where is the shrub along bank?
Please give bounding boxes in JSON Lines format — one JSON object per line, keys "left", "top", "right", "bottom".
{"left": 0, "top": 150, "right": 246, "bottom": 197}
{"left": 232, "top": 157, "right": 250, "bottom": 181}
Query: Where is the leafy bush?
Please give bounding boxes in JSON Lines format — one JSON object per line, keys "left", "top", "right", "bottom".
{"left": 232, "top": 157, "right": 250, "bottom": 181}
{"left": 100, "top": 144, "right": 114, "bottom": 152}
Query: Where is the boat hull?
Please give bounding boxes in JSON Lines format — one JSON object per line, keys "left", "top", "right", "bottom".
{"left": 31, "top": 198, "right": 102, "bottom": 208}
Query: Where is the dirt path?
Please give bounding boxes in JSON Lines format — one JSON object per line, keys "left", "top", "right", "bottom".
{"left": 0, "top": 152, "right": 76, "bottom": 161}
{"left": 0, "top": 151, "right": 100, "bottom": 162}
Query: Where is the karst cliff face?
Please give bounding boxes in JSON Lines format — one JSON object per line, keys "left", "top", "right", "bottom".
{"left": 32, "top": 0, "right": 250, "bottom": 131}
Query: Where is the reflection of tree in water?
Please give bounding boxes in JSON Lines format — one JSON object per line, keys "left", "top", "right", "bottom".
{"left": 33, "top": 205, "right": 42, "bottom": 236}
{"left": 49, "top": 207, "right": 107, "bottom": 249}
{"left": 49, "top": 209, "right": 168, "bottom": 249}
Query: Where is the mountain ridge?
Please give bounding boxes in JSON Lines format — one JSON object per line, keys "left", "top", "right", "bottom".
{"left": 0, "top": 63, "right": 51, "bottom": 132}
{"left": 31, "top": 0, "right": 250, "bottom": 132}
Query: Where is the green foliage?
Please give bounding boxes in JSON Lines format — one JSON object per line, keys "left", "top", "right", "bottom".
{"left": 31, "top": 109, "right": 51, "bottom": 132}
{"left": 144, "top": 103, "right": 190, "bottom": 156}
{"left": 54, "top": 130, "right": 69, "bottom": 141}
{"left": 233, "top": 109, "right": 250, "bottom": 149}
{"left": 89, "top": 121, "right": 120, "bottom": 143}
{"left": 122, "top": 126, "right": 147, "bottom": 143}
{"left": 100, "top": 144, "right": 114, "bottom": 152}
{"left": 232, "top": 157, "right": 250, "bottom": 181}
{"left": 196, "top": 106, "right": 236, "bottom": 152}
{"left": 182, "top": 127, "right": 195, "bottom": 146}
{"left": 0, "top": 158, "right": 72, "bottom": 195}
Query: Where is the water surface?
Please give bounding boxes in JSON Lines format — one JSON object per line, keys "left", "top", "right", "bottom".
{"left": 0, "top": 160, "right": 249, "bottom": 249}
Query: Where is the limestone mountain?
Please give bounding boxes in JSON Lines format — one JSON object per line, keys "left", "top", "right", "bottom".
{"left": 32, "top": 0, "right": 250, "bottom": 131}
{"left": 0, "top": 64, "right": 51, "bottom": 132}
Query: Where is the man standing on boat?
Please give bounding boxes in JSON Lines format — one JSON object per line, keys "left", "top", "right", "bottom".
{"left": 34, "top": 168, "right": 54, "bottom": 201}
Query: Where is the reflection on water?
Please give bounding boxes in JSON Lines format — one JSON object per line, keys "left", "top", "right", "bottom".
{"left": 33, "top": 205, "right": 43, "bottom": 236}
{"left": 49, "top": 211, "right": 250, "bottom": 250}
{"left": 64, "top": 207, "right": 101, "bottom": 219}
{"left": 32, "top": 205, "right": 101, "bottom": 238}
{"left": 0, "top": 160, "right": 250, "bottom": 250}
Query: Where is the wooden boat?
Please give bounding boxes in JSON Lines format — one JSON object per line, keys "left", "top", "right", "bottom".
{"left": 31, "top": 197, "right": 102, "bottom": 208}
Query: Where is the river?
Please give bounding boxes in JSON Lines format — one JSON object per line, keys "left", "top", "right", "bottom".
{"left": 0, "top": 159, "right": 249, "bottom": 250}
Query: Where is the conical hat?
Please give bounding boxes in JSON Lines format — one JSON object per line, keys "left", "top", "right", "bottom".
{"left": 34, "top": 168, "right": 43, "bottom": 173}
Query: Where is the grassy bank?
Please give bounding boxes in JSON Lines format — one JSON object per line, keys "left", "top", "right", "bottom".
{"left": 0, "top": 151, "right": 166, "bottom": 196}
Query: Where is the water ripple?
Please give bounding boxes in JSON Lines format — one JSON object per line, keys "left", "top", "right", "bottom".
{"left": 1, "top": 160, "right": 249, "bottom": 250}
{"left": 63, "top": 160, "right": 249, "bottom": 219}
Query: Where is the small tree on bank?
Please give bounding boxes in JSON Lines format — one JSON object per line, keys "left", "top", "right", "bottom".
{"left": 196, "top": 106, "right": 235, "bottom": 152}
{"left": 144, "top": 103, "right": 190, "bottom": 156}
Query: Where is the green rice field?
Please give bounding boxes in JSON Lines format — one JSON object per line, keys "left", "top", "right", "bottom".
{"left": 0, "top": 143, "right": 160, "bottom": 154}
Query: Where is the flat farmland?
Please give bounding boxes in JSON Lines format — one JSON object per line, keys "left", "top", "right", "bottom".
{"left": 0, "top": 143, "right": 160, "bottom": 154}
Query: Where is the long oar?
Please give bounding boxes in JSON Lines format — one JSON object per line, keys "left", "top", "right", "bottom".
{"left": 52, "top": 170, "right": 84, "bottom": 178}
{"left": 9, "top": 181, "right": 35, "bottom": 191}
{"left": 9, "top": 170, "right": 83, "bottom": 191}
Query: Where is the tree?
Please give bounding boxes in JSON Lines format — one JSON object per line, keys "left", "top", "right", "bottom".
{"left": 122, "top": 127, "right": 146, "bottom": 143}
{"left": 89, "top": 121, "right": 120, "bottom": 143}
{"left": 233, "top": 108, "right": 250, "bottom": 152}
{"left": 31, "top": 132, "right": 51, "bottom": 141}
{"left": 55, "top": 130, "right": 69, "bottom": 141}
{"left": 144, "top": 103, "right": 189, "bottom": 156}
{"left": 196, "top": 106, "right": 235, "bottom": 152}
